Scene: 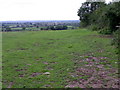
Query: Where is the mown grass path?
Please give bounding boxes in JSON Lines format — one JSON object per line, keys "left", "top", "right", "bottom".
{"left": 2, "top": 29, "right": 119, "bottom": 88}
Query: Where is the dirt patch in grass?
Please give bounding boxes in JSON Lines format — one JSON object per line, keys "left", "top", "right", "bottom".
{"left": 26, "top": 64, "right": 32, "bottom": 66}
{"left": 30, "top": 72, "right": 42, "bottom": 77}
{"left": 66, "top": 53, "right": 119, "bottom": 88}
{"left": 89, "top": 35, "right": 113, "bottom": 38}
{"left": 19, "top": 74, "right": 25, "bottom": 77}
{"left": 43, "top": 62, "right": 49, "bottom": 65}
{"left": 14, "top": 65, "right": 19, "bottom": 68}
{"left": 47, "top": 42, "right": 54, "bottom": 44}
{"left": 7, "top": 82, "right": 14, "bottom": 88}
{"left": 17, "top": 48, "right": 28, "bottom": 50}
{"left": 43, "top": 61, "right": 57, "bottom": 65}
{"left": 35, "top": 57, "right": 43, "bottom": 61}
{"left": 15, "top": 68, "right": 27, "bottom": 71}
{"left": 33, "top": 43, "right": 40, "bottom": 46}
{"left": 48, "top": 39, "right": 54, "bottom": 40}
{"left": 43, "top": 84, "right": 52, "bottom": 88}
{"left": 50, "top": 61, "right": 57, "bottom": 64}
{"left": 45, "top": 66, "right": 54, "bottom": 70}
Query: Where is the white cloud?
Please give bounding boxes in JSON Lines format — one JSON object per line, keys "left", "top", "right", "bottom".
{"left": 0, "top": 0, "right": 111, "bottom": 21}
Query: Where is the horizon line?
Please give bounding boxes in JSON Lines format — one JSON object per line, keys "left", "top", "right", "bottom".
{"left": 1, "top": 19, "right": 80, "bottom": 22}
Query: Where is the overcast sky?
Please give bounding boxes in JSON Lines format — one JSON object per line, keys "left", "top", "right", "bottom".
{"left": 0, "top": 0, "right": 112, "bottom": 21}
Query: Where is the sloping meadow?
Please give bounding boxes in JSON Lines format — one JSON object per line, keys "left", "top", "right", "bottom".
{"left": 2, "top": 29, "right": 119, "bottom": 88}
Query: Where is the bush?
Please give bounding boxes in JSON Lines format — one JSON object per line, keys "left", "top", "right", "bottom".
{"left": 111, "top": 29, "right": 120, "bottom": 48}
{"left": 98, "top": 27, "right": 112, "bottom": 34}
{"left": 88, "top": 25, "right": 100, "bottom": 31}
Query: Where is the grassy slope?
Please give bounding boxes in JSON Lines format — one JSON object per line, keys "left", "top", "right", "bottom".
{"left": 2, "top": 29, "right": 118, "bottom": 88}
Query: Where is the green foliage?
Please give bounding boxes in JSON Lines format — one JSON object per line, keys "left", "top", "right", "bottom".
{"left": 78, "top": 1, "right": 120, "bottom": 34}
{"left": 98, "top": 28, "right": 112, "bottom": 34}
{"left": 49, "top": 25, "right": 68, "bottom": 30}
{"left": 88, "top": 24, "right": 100, "bottom": 31}
{"left": 78, "top": 2, "right": 106, "bottom": 27}
{"left": 5, "top": 27, "right": 12, "bottom": 32}
{"left": 111, "top": 29, "right": 120, "bottom": 48}
{"left": 22, "top": 27, "right": 26, "bottom": 30}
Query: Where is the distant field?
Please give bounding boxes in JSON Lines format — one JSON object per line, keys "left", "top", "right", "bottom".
{"left": 2, "top": 29, "right": 118, "bottom": 88}
{"left": 9, "top": 27, "right": 44, "bottom": 31}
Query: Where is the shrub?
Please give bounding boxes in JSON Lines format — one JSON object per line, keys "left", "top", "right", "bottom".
{"left": 98, "top": 27, "right": 112, "bottom": 34}
{"left": 111, "top": 29, "right": 120, "bottom": 48}
{"left": 88, "top": 25, "right": 100, "bottom": 31}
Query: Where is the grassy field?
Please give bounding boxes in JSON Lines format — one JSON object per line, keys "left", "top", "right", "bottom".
{"left": 2, "top": 29, "right": 118, "bottom": 88}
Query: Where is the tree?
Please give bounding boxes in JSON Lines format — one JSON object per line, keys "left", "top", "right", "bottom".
{"left": 22, "top": 27, "right": 26, "bottom": 31}
{"left": 78, "top": 1, "right": 106, "bottom": 27}
{"left": 77, "top": 0, "right": 120, "bottom": 34}
{"left": 63, "top": 25, "right": 68, "bottom": 30}
{"left": 50, "top": 26, "right": 55, "bottom": 30}
{"left": 5, "top": 26, "right": 11, "bottom": 32}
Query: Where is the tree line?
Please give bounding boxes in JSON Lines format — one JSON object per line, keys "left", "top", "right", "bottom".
{"left": 77, "top": 1, "right": 120, "bottom": 34}
{"left": 44, "top": 25, "right": 68, "bottom": 30}
{"left": 2, "top": 25, "right": 68, "bottom": 32}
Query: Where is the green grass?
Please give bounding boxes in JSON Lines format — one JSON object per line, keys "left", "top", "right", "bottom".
{"left": 2, "top": 29, "right": 118, "bottom": 88}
